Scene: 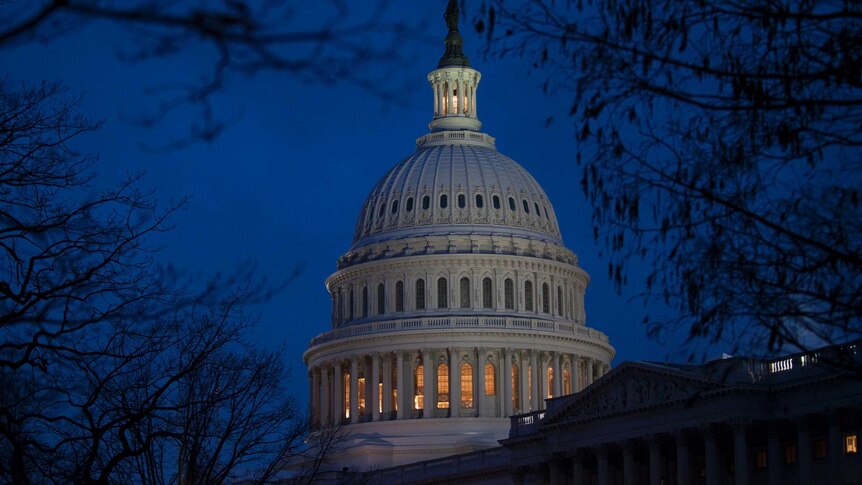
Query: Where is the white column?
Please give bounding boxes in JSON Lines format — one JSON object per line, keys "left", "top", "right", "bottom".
{"left": 311, "top": 368, "right": 320, "bottom": 426}
{"left": 349, "top": 356, "right": 359, "bottom": 422}
{"left": 676, "top": 432, "right": 690, "bottom": 485}
{"left": 476, "top": 348, "right": 486, "bottom": 417}
{"left": 396, "top": 351, "right": 406, "bottom": 420}
{"left": 432, "top": 81, "right": 439, "bottom": 116}
{"left": 423, "top": 348, "right": 434, "bottom": 419}
{"left": 733, "top": 422, "right": 749, "bottom": 485}
{"left": 552, "top": 352, "right": 561, "bottom": 398}
{"left": 320, "top": 366, "right": 330, "bottom": 426}
{"left": 449, "top": 347, "right": 460, "bottom": 417}
{"left": 371, "top": 353, "right": 381, "bottom": 421}
{"left": 333, "top": 361, "right": 343, "bottom": 424}
{"left": 530, "top": 350, "right": 539, "bottom": 411}
{"left": 573, "top": 356, "right": 582, "bottom": 392}
{"left": 504, "top": 348, "right": 514, "bottom": 417}
{"left": 519, "top": 352, "right": 530, "bottom": 413}
{"left": 586, "top": 358, "right": 594, "bottom": 387}
{"left": 382, "top": 354, "right": 392, "bottom": 420}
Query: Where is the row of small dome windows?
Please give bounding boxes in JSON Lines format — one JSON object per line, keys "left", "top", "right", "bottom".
{"left": 374, "top": 194, "right": 551, "bottom": 220}
{"left": 334, "top": 277, "right": 569, "bottom": 324}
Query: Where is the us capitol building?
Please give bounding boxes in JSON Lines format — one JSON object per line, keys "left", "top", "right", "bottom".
{"left": 303, "top": 0, "right": 614, "bottom": 470}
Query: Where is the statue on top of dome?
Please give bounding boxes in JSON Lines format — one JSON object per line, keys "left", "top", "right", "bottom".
{"left": 444, "top": 0, "right": 460, "bottom": 32}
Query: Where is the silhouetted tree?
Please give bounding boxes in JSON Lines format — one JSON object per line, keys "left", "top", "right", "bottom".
{"left": 0, "top": 82, "right": 321, "bottom": 483}
{"left": 0, "top": 0, "right": 411, "bottom": 146}
{"left": 474, "top": 1, "right": 862, "bottom": 364}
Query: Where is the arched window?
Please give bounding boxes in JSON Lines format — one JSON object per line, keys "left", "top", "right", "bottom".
{"left": 508, "top": 197, "right": 516, "bottom": 211}
{"left": 524, "top": 281, "right": 534, "bottom": 312}
{"left": 475, "top": 194, "right": 484, "bottom": 208}
{"left": 437, "top": 364, "right": 449, "bottom": 409}
{"left": 504, "top": 278, "right": 515, "bottom": 310}
{"left": 459, "top": 277, "right": 470, "bottom": 309}
{"left": 422, "top": 195, "right": 430, "bottom": 210}
{"left": 482, "top": 277, "right": 493, "bottom": 308}
{"left": 391, "top": 200, "right": 399, "bottom": 214}
{"left": 349, "top": 289, "right": 355, "bottom": 320}
{"left": 396, "top": 281, "right": 404, "bottom": 312}
{"left": 557, "top": 286, "right": 563, "bottom": 316}
{"left": 547, "top": 367, "right": 554, "bottom": 398}
{"left": 535, "top": 202, "right": 541, "bottom": 215}
{"left": 544, "top": 205, "right": 549, "bottom": 219}
{"left": 415, "top": 279, "right": 426, "bottom": 310}
{"left": 461, "top": 363, "right": 474, "bottom": 409}
{"left": 440, "top": 194, "right": 448, "bottom": 209}
{"left": 406, "top": 197, "right": 414, "bottom": 212}
{"left": 512, "top": 364, "right": 520, "bottom": 410}
{"left": 437, "top": 277, "right": 448, "bottom": 309}
{"left": 457, "top": 193, "right": 466, "bottom": 208}
{"left": 378, "top": 203, "right": 385, "bottom": 218}
{"left": 414, "top": 365, "right": 424, "bottom": 410}
{"left": 493, "top": 195, "right": 501, "bottom": 209}
{"left": 523, "top": 199, "right": 530, "bottom": 213}
{"left": 563, "top": 368, "right": 572, "bottom": 395}
{"left": 377, "top": 283, "right": 385, "bottom": 314}
{"left": 362, "top": 286, "right": 368, "bottom": 317}
{"left": 542, "top": 283, "right": 550, "bottom": 313}
{"left": 484, "top": 363, "right": 496, "bottom": 395}
{"left": 344, "top": 372, "right": 351, "bottom": 419}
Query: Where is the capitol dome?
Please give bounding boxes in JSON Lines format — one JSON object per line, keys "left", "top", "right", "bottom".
{"left": 304, "top": 0, "right": 614, "bottom": 471}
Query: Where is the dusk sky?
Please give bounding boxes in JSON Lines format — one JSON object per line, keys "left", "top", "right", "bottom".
{"left": 2, "top": 2, "right": 697, "bottom": 404}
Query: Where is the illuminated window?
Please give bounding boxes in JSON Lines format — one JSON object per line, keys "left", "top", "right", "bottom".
{"left": 458, "top": 193, "right": 466, "bottom": 208}
{"left": 461, "top": 363, "right": 473, "bottom": 409}
{"left": 755, "top": 450, "right": 767, "bottom": 469}
{"left": 437, "top": 277, "right": 448, "bottom": 309}
{"left": 512, "top": 365, "right": 520, "bottom": 410}
{"left": 523, "top": 200, "right": 530, "bottom": 213}
{"left": 406, "top": 197, "right": 414, "bottom": 212}
{"left": 547, "top": 367, "right": 554, "bottom": 398}
{"left": 362, "top": 286, "right": 368, "bottom": 317}
{"left": 377, "top": 283, "right": 385, "bottom": 314}
{"left": 504, "top": 279, "right": 514, "bottom": 309}
{"left": 391, "top": 200, "right": 398, "bottom": 214}
{"left": 847, "top": 434, "right": 858, "bottom": 454}
{"left": 344, "top": 373, "right": 350, "bottom": 419}
{"left": 416, "top": 279, "right": 426, "bottom": 310}
{"left": 542, "top": 283, "right": 550, "bottom": 313}
{"left": 475, "top": 194, "right": 484, "bottom": 208}
{"left": 437, "top": 364, "right": 450, "bottom": 409}
{"left": 563, "top": 369, "right": 572, "bottom": 394}
{"left": 482, "top": 278, "right": 493, "bottom": 308}
{"left": 460, "top": 277, "right": 470, "bottom": 309}
{"left": 814, "top": 439, "right": 827, "bottom": 460}
{"left": 508, "top": 197, "right": 516, "bottom": 211}
{"left": 527, "top": 366, "right": 532, "bottom": 407}
{"left": 557, "top": 287, "right": 563, "bottom": 316}
{"left": 484, "top": 363, "right": 496, "bottom": 395}
{"left": 493, "top": 195, "right": 501, "bottom": 209}
{"left": 414, "top": 365, "right": 424, "bottom": 410}
{"left": 396, "top": 281, "right": 404, "bottom": 312}
{"left": 422, "top": 195, "right": 430, "bottom": 210}
{"left": 391, "top": 365, "right": 398, "bottom": 412}
{"left": 785, "top": 444, "right": 797, "bottom": 464}
{"left": 525, "top": 281, "right": 534, "bottom": 312}
{"left": 358, "top": 377, "right": 366, "bottom": 414}
{"left": 440, "top": 194, "right": 448, "bottom": 209}
{"left": 378, "top": 382, "right": 383, "bottom": 414}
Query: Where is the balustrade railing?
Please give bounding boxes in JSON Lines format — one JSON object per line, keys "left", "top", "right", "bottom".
{"left": 309, "top": 315, "right": 609, "bottom": 347}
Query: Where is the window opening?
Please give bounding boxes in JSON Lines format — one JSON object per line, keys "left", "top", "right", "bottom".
{"left": 377, "top": 283, "right": 385, "bottom": 314}
{"left": 476, "top": 194, "right": 484, "bottom": 208}
{"left": 542, "top": 283, "right": 550, "bottom": 313}
{"left": 525, "top": 281, "right": 534, "bottom": 312}
{"left": 437, "top": 278, "right": 448, "bottom": 309}
{"left": 523, "top": 199, "right": 530, "bottom": 213}
{"left": 378, "top": 203, "right": 385, "bottom": 218}
{"left": 504, "top": 279, "right": 515, "bottom": 309}
{"left": 484, "top": 363, "right": 496, "bottom": 395}
{"left": 437, "top": 364, "right": 449, "bottom": 409}
{"left": 458, "top": 193, "right": 466, "bottom": 208}
{"left": 414, "top": 365, "right": 424, "bottom": 410}
{"left": 508, "top": 197, "right": 516, "bottom": 211}
{"left": 493, "top": 195, "right": 501, "bottom": 209}
{"left": 482, "top": 278, "right": 493, "bottom": 308}
{"left": 440, "top": 194, "right": 448, "bottom": 209}
{"left": 391, "top": 200, "right": 398, "bottom": 214}
{"left": 460, "top": 277, "right": 470, "bottom": 309}
{"left": 396, "top": 281, "right": 404, "bottom": 312}
{"left": 422, "top": 195, "right": 430, "bottom": 210}
{"left": 362, "top": 286, "right": 368, "bottom": 317}
{"left": 415, "top": 279, "right": 426, "bottom": 310}
{"left": 406, "top": 197, "right": 414, "bottom": 212}
{"left": 461, "top": 363, "right": 473, "bottom": 409}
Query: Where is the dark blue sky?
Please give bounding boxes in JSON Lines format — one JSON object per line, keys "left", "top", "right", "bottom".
{"left": 2, "top": 2, "right": 693, "bottom": 403}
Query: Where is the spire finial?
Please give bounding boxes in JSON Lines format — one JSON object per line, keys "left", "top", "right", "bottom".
{"left": 438, "top": 0, "right": 470, "bottom": 68}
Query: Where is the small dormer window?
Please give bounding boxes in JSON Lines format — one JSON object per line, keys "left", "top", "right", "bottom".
{"left": 378, "top": 203, "right": 386, "bottom": 218}
{"left": 422, "top": 195, "right": 430, "bottom": 210}
{"left": 392, "top": 200, "right": 399, "bottom": 214}
{"left": 534, "top": 202, "right": 540, "bottom": 215}
{"left": 406, "top": 197, "right": 414, "bottom": 212}
{"left": 458, "top": 194, "right": 466, "bottom": 208}
{"left": 452, "top": 89, "right": 458, "bottom": 112}
{"left": 544, "top": 205, "right": 549, "bottom": 219}
{"left": 476, "top": 194, "right": 484, "bottom": 208}
{"left": 440, "top": 194, "right": 448, "bottom": 209}
{"left": 493, "top": 196, "right": 501, "bottom": 210}
{"left": 523, "top": 200, "right": 530, "bottom": 213}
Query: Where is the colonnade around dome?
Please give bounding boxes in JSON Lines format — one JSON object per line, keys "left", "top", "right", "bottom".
{"left": 307, "top": 345, "right": 610, "bottom": 430}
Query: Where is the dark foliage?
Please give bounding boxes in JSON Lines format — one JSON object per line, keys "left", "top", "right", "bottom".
{"left": 475, "top": 0, "right": 862, "bottom": 364}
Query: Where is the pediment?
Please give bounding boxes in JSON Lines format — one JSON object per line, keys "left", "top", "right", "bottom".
{"left": 543, "top": 362, "right": 724, "bottom": 425}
